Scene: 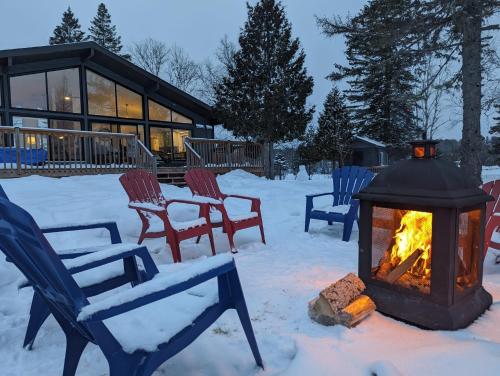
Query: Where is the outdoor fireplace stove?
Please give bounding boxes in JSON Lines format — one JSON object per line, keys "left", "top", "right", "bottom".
{"left": 355, "top": 140, "right": 493, "bottom": 330}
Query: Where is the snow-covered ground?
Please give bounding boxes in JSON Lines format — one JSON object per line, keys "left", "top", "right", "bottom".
{"left": 0, "top": 168, "right": 499, "bottom": 376}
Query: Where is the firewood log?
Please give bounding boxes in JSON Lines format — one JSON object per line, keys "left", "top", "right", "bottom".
{"left": 338, "top": 295, "right": 376, "bottom": 328}
{"left": 385, "top": 248, "right": 423, "bottom": 284}
{"left": 319, "top": 273, "right": 366, "bottom": 313}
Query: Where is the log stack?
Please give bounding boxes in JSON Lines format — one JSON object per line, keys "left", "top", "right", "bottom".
{"left": 308, "top": 273, "right": 376, "bottom": 328}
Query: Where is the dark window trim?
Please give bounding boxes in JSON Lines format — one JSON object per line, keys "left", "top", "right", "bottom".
{"left": 86, "top": 68, "right": 144, "bottom": 120}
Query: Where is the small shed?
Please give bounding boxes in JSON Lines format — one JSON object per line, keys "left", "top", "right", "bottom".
{"left": 349, "top": 136, "right": 387, "bottom": 167}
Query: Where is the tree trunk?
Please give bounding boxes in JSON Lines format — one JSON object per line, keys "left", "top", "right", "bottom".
{"left": 264, "top": 141, "right": 275, "bottom": 180}
{"left": 460, "top": 0, "right": 483, "bottom": 186}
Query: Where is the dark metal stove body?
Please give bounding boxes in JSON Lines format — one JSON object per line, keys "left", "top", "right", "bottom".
{"left": 355, "top": 140, "right": 493, "bottom": 330}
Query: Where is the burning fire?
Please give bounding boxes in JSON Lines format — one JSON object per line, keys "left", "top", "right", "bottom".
{"left": 390, "top": 210, "right": 432, "bottom": 278}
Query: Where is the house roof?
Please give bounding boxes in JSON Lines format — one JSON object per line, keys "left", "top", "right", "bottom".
{"left": 0, "top": 42, "right": 217, "bottom": 125}
{"left": 354, "top": 135, "right": 386, "bottom": 148}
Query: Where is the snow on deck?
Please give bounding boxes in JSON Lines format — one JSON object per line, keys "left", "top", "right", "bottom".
{"left": 0, "top": 168, "right": 499, "bottom": 375}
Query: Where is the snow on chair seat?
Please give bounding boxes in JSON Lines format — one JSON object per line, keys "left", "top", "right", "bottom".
{"left": 102, "top": 281, "right": 219, "bottom": 353}
{"left": 0, "top": 199, "right": 263, "bottom": 375}
{"left": 312, "top": 204, "right": 352, "bottom": 215}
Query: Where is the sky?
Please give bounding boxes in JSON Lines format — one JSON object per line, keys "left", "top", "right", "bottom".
{"left": 0, "top": 0, "right": 496, "bottom": 139}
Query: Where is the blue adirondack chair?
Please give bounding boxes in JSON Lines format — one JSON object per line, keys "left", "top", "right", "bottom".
{"left": 0, "top": 185, "right": 144, "bottom": 350}
{"left": 305, "top": 166, "right": 374, "bottom": 241}
{"left": 0, "top": 198, "right": 263, "bottom": 375}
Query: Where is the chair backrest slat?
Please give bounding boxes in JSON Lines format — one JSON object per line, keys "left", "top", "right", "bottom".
{"left": 331, "top": 166, "right": 374, "bottom": 206}
{"left": 185, "top": 168, "right": 224, "bottom": 200}
{"left": 120, "top": 170, "right": 166, "bottom": 205}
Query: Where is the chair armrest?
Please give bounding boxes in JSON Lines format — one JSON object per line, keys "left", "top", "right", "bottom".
{"left": 225, "top": 194, "right": 260, "bottom": 203}
{"left": 191, "top": 195, "right": 223, "bottom": 205}
{"left": 165, "top": 199, "right": 211, "bottom": 209}
{"left": 305, "top": 192, "right": 334, "bottom": 200}
{"left": 63, "top": 244, "right": 158, "bottom": 278}
{"left": 41, "top": 221, "right": 122, "bottom": 244}
{"left": 78, "top": 254, "right": 235, "bottom": 322}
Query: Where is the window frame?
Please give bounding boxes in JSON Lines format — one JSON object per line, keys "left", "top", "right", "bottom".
{"left": 9, "top": 67, "right": 83, "bottom": 114}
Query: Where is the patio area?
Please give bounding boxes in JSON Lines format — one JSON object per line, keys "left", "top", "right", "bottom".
{"left": 0, "top": 168, "right": 499, "bottom": 375}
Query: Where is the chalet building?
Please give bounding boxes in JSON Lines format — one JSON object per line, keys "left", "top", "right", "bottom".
{"left": 0, "top": 42, "right": 217, "bottom": 167}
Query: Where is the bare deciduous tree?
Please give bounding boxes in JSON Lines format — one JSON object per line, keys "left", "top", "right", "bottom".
{"left": 164, "top": 45, "right": 201, "bottom": 94}
{"left": 416, "top": 56, "right": 449, "bottom": 139}
{"left": 129, "top": 38, "right": 169, "bottom": 76}
{"left": 197, "top": 36, "right": 237, "bottom": 104}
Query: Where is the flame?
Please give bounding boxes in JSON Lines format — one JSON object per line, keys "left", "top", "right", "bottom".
{"left": 390, "top": 210, "right": 432, "bottom": 277}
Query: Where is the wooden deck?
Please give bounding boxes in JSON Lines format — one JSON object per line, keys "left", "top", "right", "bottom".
{"left": 0, "top": 126, "right": 156, "bottom": 178}
{"left": 0, "top": 128, "right": 264, "bottom": 186}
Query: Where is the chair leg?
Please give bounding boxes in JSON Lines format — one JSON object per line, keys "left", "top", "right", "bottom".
{"left": 342, "top": 218, "right": 354, "bottom": 242}
{"left": 169, "top": 240, "right": 182, "bottom": 263}
{"left": 23, "top": 291, "right": 50, "bottom": 349}
{"left": 258, "top": 220, "right": 266, "bottom": 244}
{"left": 208, "top": 230, "right": 216, "bottom": 256}
{"left": 328, "top": 221, "right": 333, "bottom": 225}
{"left": 305, "top": 214, "right": 311, "bottom": 232}
{"left": 227, "top": 229, "right": 237, "bottom": 253}
{"left": 62, "top": 327, "right": 88, "bottom": 376}
{"left": 228, "top": 269, "right": 264, "bottom": 369}
{"left": 138, "top": 228, "right": 146, "bottom": 245}
{"left": 196, "top": 235, "right": 202, "bottom": 244}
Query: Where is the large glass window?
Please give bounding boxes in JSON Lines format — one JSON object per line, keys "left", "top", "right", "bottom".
{"left": 47, "top": 68, "right": 81, "bottom": 113}
{"left": 148, "top": 100, "right": 171, "bottom": 122}
{"left": 150, "top": 127, "right": 172, "bottom": 162}
{"left": 87, "top": 70, "right": 117, "bottom": 117}
{"left": 172, "top": 110, "right": 192, "bottom": 124}
{"left": 172, "top": 129, "right": 191, "bottom": 160}
{"left": 117, "top": 85, "right": 143, "bottom": 119}
{"left": 10, "top": 73, "right": 47, "bottom": 110}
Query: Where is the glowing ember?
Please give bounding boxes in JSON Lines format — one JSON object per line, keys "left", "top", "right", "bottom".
{"left": 390, "top": 210, "right": 432, "bottom": 279}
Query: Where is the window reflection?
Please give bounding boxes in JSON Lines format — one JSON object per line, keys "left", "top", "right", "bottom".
{"left": 87, "top": 70, "right": 117, "bottom": 117}
{"left": 47, "top": 68, "right": 81, "bottom": 113}
{"left": 172, "top": 111, "right": 192, "bottom": 124}
{"left": 117, "top": 85, "right": 143, "bottom": 119}
{"left": 148, "top": 100, "right": 171, "bottom": 122}
{"left": 10, "top": 73, "right": 47, "bottom": 110}
{"left": 172, "top": 129, "right": 191, "bottom": 160}
{"left": 150, "top": 127, "right": 172, "bottom": 162}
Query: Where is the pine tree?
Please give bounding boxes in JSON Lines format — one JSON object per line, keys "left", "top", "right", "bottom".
{"left": 318, "top": 0, "right": 421, "bottom": 150}
{"left": 297, "top": 127, "right": 322, "bottom": 176}
{"left": 49, "top": 7, "right": 85, "bottom": 45}
{"left": 214, "top": 0, "right": 314, "bottom": 179}
{"left": 274, "top": 152, "right": 288, "bottom": 179}
{"left": 88, "top": 3, "right": 130, "bottom": 59}
{"left": 315, "top": 87, "right": 356, "bottom": 167}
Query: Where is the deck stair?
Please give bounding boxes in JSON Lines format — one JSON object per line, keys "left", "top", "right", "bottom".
{"left": 156, "top": 166, "right": 187, "bottom": 186}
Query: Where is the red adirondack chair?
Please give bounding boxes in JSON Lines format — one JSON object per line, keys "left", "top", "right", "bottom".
{"left": 483, "top": 179, "right": 500, "bottom": 257}
{"left": 119, "top": 170, "right": 215, "bottom": 263}
{"left": 184, "top": 168, "right": 265, "bottom": 251}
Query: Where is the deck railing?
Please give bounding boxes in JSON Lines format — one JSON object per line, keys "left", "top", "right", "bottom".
{"left": 184, "top": 137, "right": 264, "bottom": 173}
{"left": 0, "top": 126, "right": 156, "bottom": 177}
